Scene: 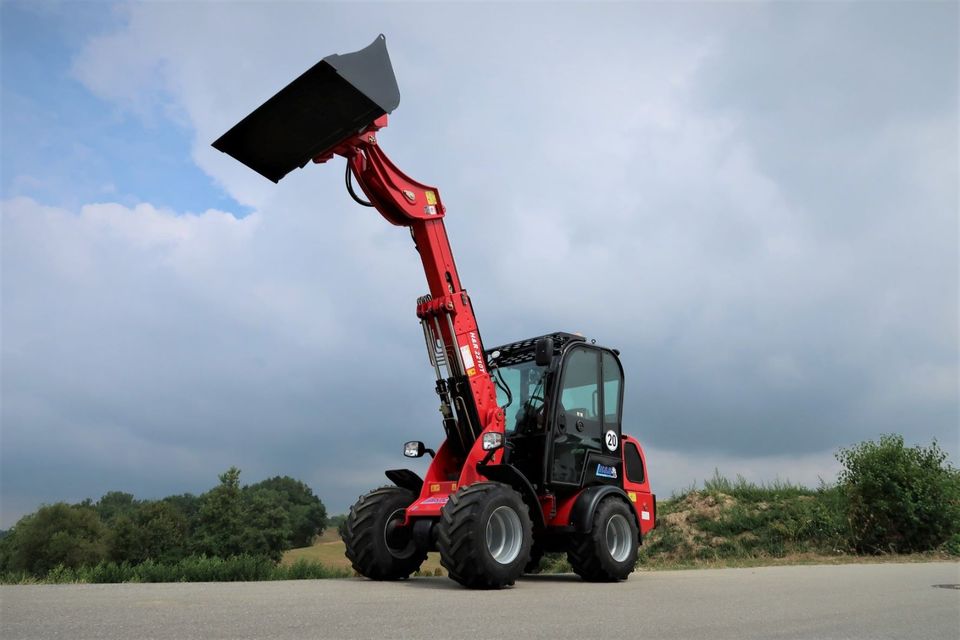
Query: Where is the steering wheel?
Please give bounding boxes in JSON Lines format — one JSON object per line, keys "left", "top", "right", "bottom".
{"left": 515, "top": 396, "right": 546, "bottom": 435}
{"left": 530, "top": 395, "right": 546, "bottom": 416}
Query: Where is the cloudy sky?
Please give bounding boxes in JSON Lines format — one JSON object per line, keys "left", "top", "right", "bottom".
{"left": 1, "top": 1, "right": 957, "bottom": 526}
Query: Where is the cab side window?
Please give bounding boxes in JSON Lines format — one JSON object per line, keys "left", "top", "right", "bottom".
{"left": 551, "top": 347, "right": 602, "bottom": 484}
{"left": 602, "top": 351, "right": 622, "bottom": 429}
{"left": 560, "top": 348, "right": 600, "bottom": 421}
{"left": 624, "top": 442, "right": 645, "bottom": 483}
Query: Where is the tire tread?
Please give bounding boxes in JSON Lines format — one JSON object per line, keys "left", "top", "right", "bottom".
{"left": 567, "top": 497, "right": 638, "bottom": 582}
{"left": 343, "top": 486, "right": 426, "bottom": 580}
{"left": 437, "top": 482, "right": 531, "bottom": 589}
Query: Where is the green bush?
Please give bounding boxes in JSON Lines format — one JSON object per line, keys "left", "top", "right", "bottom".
{"left": 277, "top": 559, "right": 350, "bottom": 580}
{"left": 162, "top": 493, "right": 202, "bottom": 524}
{"left": 45, "top": 564, "right": 82, "bottom": 584}
{"left": 944, "top": 533, "right": 960, "bottom": 556}
{"left": 238, "top": 491, "right": 292, "bottom": 562}
{"left": 837, "top": 435, "right": 960, "bottom": 553}
{"left": 94, "top": 492, "right": 139, "bottom": 522}
{"left": 1, "top": 468, "right": 333, "bottom": 579}
{"left": 191, "top": 468, "right": 318, "bottom": 562}
{"left": 244, "top": 477, "right": 328, "bottom": 547}
{"left": 191, "top": 468, "right": 248, "bottom": 558}
{"left": 328, "top": 514, "right": 348, "bottom": 539}
{"left": 538, "top": 552, "right": 572, "bottom": 573}
{"left": 0, "top": 504, "right": 108, "bottom": 575}
{"left": 85, "top": 561, "right": 133, "bottom": 583}
{"left": 108, "top": 500, "right": 189, "bottom": 564}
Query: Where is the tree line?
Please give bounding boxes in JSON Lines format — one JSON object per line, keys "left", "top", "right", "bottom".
{"left": 1, "top": 434, "right": 957, "bottom": 582}
{"left": 0, "top": 468, "right": 327, "bottom": 577}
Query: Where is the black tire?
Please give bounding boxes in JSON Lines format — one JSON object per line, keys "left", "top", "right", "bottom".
{"left": 437, "top": 482, "right": 532, "bottom": 589}
{"left": 524, "top": 541, "right": 545, "bottom": 574}
{"left": 343, "top": 486, "right": 427, "bottom": 580}
{"left": 568, "top": 498, "right": 638, "bottom": 582}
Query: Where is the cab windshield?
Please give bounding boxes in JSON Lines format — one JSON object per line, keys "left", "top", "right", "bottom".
{"left": 492, "top": 359, "right": 546, "bottom": 434}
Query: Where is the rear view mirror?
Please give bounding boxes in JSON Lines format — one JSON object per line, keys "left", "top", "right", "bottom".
{"left": 535, "top": 337, "right": 554, "bottom": 366}
{"left": 403, "top": 441, "right": 435, "bottom": 458}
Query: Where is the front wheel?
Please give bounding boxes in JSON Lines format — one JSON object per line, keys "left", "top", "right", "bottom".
{"left": 342, "top": 486, "right": 427, "bottom": 580}
{"left": 437, "top": 482, "right": 532, "bottom": 589}
{"left": 568, "top": 497, "right": 639, "bottom": 582}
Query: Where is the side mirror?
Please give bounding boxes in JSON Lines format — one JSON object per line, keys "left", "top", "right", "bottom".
{"left": 481, "top": 432, "right": 504, "bottom": 451}
{"left": 403, "top": 441, "right": 435, "bottom": 458}
{"left": 534, "top": 336, "right": 554, "bottom": 366}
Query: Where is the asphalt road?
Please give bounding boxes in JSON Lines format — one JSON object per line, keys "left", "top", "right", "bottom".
{"left": 2, "top": 562, "right": 958, "bottom": 640}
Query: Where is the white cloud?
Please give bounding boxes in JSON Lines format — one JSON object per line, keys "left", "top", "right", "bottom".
{"left": 2, "top": 2, "right": 956, "bottom": 523}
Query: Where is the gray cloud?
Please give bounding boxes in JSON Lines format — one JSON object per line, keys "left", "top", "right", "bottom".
{"left": 2, "top": 2, "right": 956, "bottom": 525}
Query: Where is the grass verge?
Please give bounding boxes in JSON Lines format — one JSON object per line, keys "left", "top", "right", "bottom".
{"left": 1, "top": 554, "right": 350, "bottom": 584}
{"left": 282, "top": 529, "right": 446, "bottom": 577}
{"left": 637, "top": 473, "right": 957, "bottom": 569}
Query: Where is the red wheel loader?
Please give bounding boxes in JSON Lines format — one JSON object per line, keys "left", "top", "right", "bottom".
{"left": 214, "top": 35, "right": 656, "bottom": 589}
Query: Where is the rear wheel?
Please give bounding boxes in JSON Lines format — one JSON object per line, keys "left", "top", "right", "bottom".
{"left": 568, "top": 498, "right": 638, "bottom": 582}
{"left": 343, "top": 486, "right": 427, "bottom": 580}
{"left": 437, "top": 482, "right": 532, "bottom": 589}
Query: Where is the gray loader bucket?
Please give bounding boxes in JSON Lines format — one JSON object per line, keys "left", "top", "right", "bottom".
{"left": 212, "top": 35, "right": 400, "bottom": 183}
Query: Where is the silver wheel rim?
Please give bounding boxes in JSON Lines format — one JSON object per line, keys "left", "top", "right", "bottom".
{"left": 485, "top": 505, "right": 523, "bottom": 565}
{"left": 605, "top": 513, "right": 632, "bottom": 563}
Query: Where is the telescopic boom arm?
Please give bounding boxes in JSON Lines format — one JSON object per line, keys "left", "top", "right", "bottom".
{"left": 314, "top": 115, "right": 505, "bottom": 472}
{"left": 212, "top": 36, "right": 506, "bottom": 490}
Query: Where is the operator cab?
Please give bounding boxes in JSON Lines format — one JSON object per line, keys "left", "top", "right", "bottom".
{"left": 487, "top": 332, "right": 624, "bottom": 493}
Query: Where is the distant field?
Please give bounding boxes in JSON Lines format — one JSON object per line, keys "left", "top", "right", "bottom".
{"left": 281, "top": 530, "right": 446, "bottom": 575}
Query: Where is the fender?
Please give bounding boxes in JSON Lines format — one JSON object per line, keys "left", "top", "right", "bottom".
{"left": 384, "top": 469, "right": 423, "bottom": 495}
{"left": 570, "top": 485, "right": 640, "bottom": 536}
{"left": 476, "top": 463, "right": 546, "bottom": 530}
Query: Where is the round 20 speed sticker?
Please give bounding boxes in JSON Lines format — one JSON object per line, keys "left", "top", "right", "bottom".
{"left": 605, "top": 430, "right": 618, "bottom": 452}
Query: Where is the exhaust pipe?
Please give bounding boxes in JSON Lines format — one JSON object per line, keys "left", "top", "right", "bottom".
{"left": 212, "top": 35, "right": 400, "bottom": 183}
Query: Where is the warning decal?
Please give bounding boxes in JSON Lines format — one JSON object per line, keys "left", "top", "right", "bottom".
{"left": 460, "top": 344, "right": 477, "bottom": 376}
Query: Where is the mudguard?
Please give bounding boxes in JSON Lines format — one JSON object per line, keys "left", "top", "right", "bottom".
{"left": 570, "top": 485, "right": 640, "bottom": 535}
{"left": 476, "top": 463, "right": 546, "bottom": 530}
{"left": 384, "top": 468, "right": 423, "bottom": 495}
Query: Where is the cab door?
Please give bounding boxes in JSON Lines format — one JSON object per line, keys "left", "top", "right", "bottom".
{"left": 600, "top": 350, "right": 624, "bottom": 457}
{"left": 549, "top": 347, "right": 623, "bottom": 487}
